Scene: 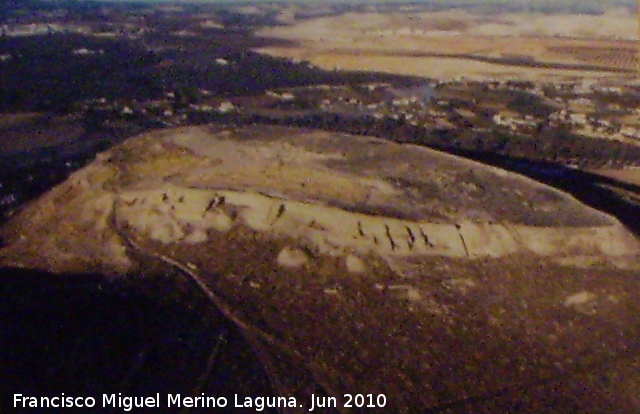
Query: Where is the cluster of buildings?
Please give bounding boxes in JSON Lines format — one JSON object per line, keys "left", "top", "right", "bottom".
{"left": 67, "top": 74, "right": 640, "bottom": 153}
{"left": 271, "top": 78, "right": 640, "bottom": 146}
{"left": 0, "top": 23, "right": 89, "bottom": 37}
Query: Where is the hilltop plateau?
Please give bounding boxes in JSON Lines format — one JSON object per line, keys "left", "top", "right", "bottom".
{"left": 2, "top": 126, "right": 640, "bottom": 412}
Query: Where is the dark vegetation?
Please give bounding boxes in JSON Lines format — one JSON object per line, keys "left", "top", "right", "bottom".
{"left": 0, "top": 34, "right": 161, "bottom": 113}
{"left": 0, "top": 29, "right": 417, "bottom": 113}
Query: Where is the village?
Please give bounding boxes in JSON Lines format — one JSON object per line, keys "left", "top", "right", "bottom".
{"left": 71, "top": 75, "right": 640, "bottom": 170}
{"left": 2, "top": 0, "right": 638, "bottom": 161}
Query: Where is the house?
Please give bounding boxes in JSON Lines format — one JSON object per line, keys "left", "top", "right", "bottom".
{"left": 217, "top": 101, "right": 235, "bottom": 113}
{"left": 387, "top": 83, "right": 435, "bottom": 106}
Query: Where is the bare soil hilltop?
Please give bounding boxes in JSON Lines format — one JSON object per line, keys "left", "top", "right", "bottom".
{"left": 2, "top": 125, "right": 640, "bottom": 412}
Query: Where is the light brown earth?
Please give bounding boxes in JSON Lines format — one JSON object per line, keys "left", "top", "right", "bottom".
{"left": 595, "top": 167, "right": 640, "bottom": 186}
{"left": 2, "top": 125, "right": 638, "bottom": 273}
{"left": 591, "top": 167, "right": 640, "bottom": 209}
{"left": 256, "top": 10, "right": 639, "bottom": 80}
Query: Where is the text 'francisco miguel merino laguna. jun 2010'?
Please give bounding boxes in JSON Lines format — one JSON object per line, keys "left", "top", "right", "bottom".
{"left": 13, "top": 392, "right": 389, "bottom": 411}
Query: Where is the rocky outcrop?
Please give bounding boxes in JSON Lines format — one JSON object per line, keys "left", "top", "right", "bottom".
{"left": 2, "top": 125, "right": 640, "bottom": 412}
{"left": 1, "top": 125, "right": 638, "bottom": 274}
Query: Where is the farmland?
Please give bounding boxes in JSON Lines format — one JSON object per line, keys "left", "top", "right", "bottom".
{"left": 256, "top": 9, "right": 639, "bottom": 81}
{"left": 547, "top": 46, "right": 638, "bottom": 71}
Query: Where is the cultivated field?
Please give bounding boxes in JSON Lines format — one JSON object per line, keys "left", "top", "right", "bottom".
{"left": 256, "top": 9, "right": 639, "bottom": 80}
{"left": 595, "top": 167, "right": 640, "bottom": 186}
